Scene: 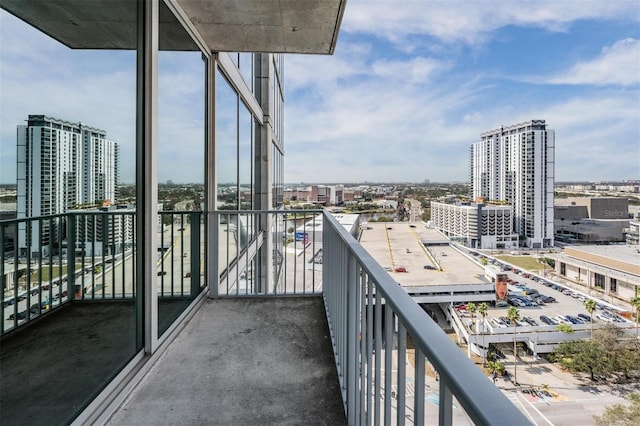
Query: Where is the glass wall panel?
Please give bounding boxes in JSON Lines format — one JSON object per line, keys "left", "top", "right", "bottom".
{"left": 239, "top": 101, "right": 253, "bottom": 211}
{"left": 157, "top": 0, "right": 206, "bottom": 338}
{"left": 0, "top": 2, "right": 137, "bottom": 423}
{"left": 239, "top": 52, "right": 253, "bottom": 93}
{"left": 215, "top": 68, "right": 239, "bottom": 279}
{"left": 216, "top": 70, "right": 239, "bottom": 210}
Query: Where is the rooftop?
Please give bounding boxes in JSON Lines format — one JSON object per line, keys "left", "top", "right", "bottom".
{"left": 562, "top": 244, "right": 640, "bottom": 275}
{"left": 359, "top": 222, "right": 488, "bottom": 287}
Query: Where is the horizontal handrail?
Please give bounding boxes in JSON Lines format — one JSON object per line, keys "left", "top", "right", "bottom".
{"left": 323, "top": 211, "right": 531, "bottom": 425}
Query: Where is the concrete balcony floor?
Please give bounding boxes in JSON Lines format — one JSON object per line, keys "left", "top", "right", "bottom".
{"left": 1, "top": 297, "right": 344, "bottom": 425}
{"left": 107, "top": 297, "right": 346, "bottom": 425}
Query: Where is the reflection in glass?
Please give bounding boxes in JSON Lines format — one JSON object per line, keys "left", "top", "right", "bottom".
{"left": 157, "top": 0, "right": 206, "bottom": 338}
{"left": 216, "top": 69, "right": 239, "bottom": 210}
{"left": 239, "top": 52, "right": 253, "bottom": 92}
{"left": 0, "top": 4, "right": 136, "bottom": 424}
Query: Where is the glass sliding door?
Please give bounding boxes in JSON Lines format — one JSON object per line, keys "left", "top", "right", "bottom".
{"left": 156, "top": 0, "right": 207, "bottom": 338}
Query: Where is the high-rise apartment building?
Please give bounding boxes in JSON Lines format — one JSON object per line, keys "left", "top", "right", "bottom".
{"left": 16, "top": 115, "right": 119, "bottom": 255}
{"left": 470, "top": 119, "right": 555, "bottom": 248}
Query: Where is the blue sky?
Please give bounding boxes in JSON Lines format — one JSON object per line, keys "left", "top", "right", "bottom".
{"left": 1, "top": 1, "right": 639, "bottom": 184}
{"left": 284, "top": 0, "right": 640, "bottom": 183}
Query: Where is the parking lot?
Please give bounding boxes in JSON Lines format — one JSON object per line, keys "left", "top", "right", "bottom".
{"left": 457, "top": 252, "right": 634, "bottom": 332}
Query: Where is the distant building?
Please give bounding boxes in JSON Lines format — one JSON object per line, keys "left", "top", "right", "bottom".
{"left": 470, "top": 119, "right": 555, "bottom": 248}
{"left": 555, "top": 197, "right": 630, "bottom": 244}
{"left": 16, "top": 115, "right": 119, "bottom": 256}
{"left": 627, "top": 220, "right": 640, "bottom": 247}
{"left": 430, "top": 201, "right": 519, "bottom": 249}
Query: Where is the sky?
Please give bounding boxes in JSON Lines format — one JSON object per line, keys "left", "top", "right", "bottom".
{"left": 1, "top": 0, "right": 639, "bottom": 185}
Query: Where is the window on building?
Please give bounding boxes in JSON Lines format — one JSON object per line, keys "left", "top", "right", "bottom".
{"left": 594, "top": 273, "right": 605, "bottom": 290}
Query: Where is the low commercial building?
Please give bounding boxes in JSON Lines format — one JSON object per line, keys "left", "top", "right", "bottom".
{"left": 430, "top": 201, "right": 519, "bottom": 249}
{"left": 552, "top": 245, "right": 640, "bottom": 303}
{"left": 555, "top": 197, "right": 630, "bottom": 243}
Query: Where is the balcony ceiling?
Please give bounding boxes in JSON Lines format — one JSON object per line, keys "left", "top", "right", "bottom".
{"left": 0, "top": 0, "right": 346, "bottom": 54}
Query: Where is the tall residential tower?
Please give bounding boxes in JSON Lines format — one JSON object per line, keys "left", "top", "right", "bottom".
{"left": 16, "top": 115, "right": 119, "bottom": 255}
{"left": 470, "top": 119, "right": 555, "bottom": 248}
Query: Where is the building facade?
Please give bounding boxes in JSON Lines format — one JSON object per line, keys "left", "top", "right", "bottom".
{"left": 16, "top": 115, "right": 119, "bottom": 256}
{"left": 430, "top": 201, "right": 519, "bottom": 249}
{"left": 555, "top": 197, "right": 630, "bottom": 244}
{"left": 470, "top": 119, "right": 555, "bottom": 248}
{"left": 553, "top": 245, "right": 640, "bottom": 303}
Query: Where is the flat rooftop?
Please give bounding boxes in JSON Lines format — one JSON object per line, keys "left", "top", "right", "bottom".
{"left": 359, "top": 222, "right": 487, "bottom": 288}
{"left": 562, "top": 244, "right": 640, "bottom": 276}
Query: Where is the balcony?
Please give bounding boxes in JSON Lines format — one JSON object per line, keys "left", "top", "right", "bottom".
{"left": 1, "top": 210, "right": 530, "bottom": 425}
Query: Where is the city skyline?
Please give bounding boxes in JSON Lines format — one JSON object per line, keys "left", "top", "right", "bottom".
{"left": 1, "top": 1, "right": 639, "bottom": 185}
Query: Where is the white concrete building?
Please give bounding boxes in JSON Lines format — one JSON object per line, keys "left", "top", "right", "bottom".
{"left": 430, "top": 201, "right": 519, "bottom": 249}
{"left": 553, "top": 245, "right": 640, "bottom": 304}
{"left": 470, "top": 119, "right": 555, "bottom": 248}
{"left": 16, "top": 115, "right": 119, "bottom": 256}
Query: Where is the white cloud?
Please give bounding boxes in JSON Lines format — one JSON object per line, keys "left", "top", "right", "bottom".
{"left": 343, "top": 0, "right": 639, "bottom": 45}
{"left": 547, "top": 38, "right": 640, "bottom": 86}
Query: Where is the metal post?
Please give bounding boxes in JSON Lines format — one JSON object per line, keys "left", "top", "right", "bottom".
{"left": 346, "top": 253, "right": 357, "bottom": 426}
{"left": 190, "top": 212, "right": 201, "bottom": 297}
{"left": 439, "top": 378, "right": 453, "bottom": 426}
{"left": 209, "top": 211, "right": 219, "bottom": 298}
{"left": 137, "top": 0, "right": 159, "bottom": 353}
{"left": 67, "top": 214, "right": 76, "bottom": 301}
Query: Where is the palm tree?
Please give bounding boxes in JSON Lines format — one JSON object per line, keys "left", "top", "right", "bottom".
{"left": 478, "top": 302, "right": 489, "bottom": 367}
{"left": 466, "top": 302, "right": 477, "bottom": 359}
{"left": 467, "top": 302, "right": 477, "bottom": 331}
{"left": 584, "top": 298, "right": 597, "bottom": 339}
{"left": 506, "top": 306, "right": 521, "bottom": 385}
{"left": 631, "top": 297, "right": 640, "bottom": 339}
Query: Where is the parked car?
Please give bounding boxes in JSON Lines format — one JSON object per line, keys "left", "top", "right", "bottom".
{"left": 554, "top": 315, "right": 572, "bottom": 325}
{"left": 539, "top": 315, "right": 556, "bottom": 325}
{"left": 500, "top": 316, "right": 513, "bottom": 327}
{"left": 565, "top": 315, "right": 583, "bottom": 324}
{"left": 577, "top": 313, "right": 591, "bottom": 322}
{"left": 8, "top": 311, "right": 28, "bottom": 320}
{"left": 490, "top": 318, "right": 507, "bottom": 328}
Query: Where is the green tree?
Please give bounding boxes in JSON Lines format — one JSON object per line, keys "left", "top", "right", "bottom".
{"left": 467, "top": 302, "right": 477, "bottom": 332}
{"left": 466, "top": 302, "right": 477, "bottom": 359}
{"left": 552, "top": 325, "right": 640, "bottom": 383}
{"left": 630, "top": 297, "right": 640, "bottom": 339}
{"left": 478, "top": 302, "right": 489, "bottom": 367}
{"left": 594, "top": 393, "right": 640, "bottom": 426}
{"left": 480, "top": 257, "right": 488, "bottom": 266}
{"left": 486, "top": 360, "right": 506, "bottom": 377}
{"left": 584, "top": 298, "right": 597, "bottom": 339}
{"left": 506, "top": 306, "right": 521, "bottom": 384}
{"left": 557, "top": 323, "right": 575, "bottom": 334}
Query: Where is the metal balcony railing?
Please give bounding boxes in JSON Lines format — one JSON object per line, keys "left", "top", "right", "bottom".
{"left": 322, "top": 212, "right": 531, "bottom": 426}
{"left": 3, "top": 208, "right": 531, "bottom": 425}
{"left": 211, "top": 209, "right": 323, "bottom": 297}
{"left": 1, "top": 210, "right": 204, "bottom": 335}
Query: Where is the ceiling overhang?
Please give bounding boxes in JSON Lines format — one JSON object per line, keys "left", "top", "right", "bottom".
{"left": 0, "top": 0, "right": 346, "bottom": 54}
